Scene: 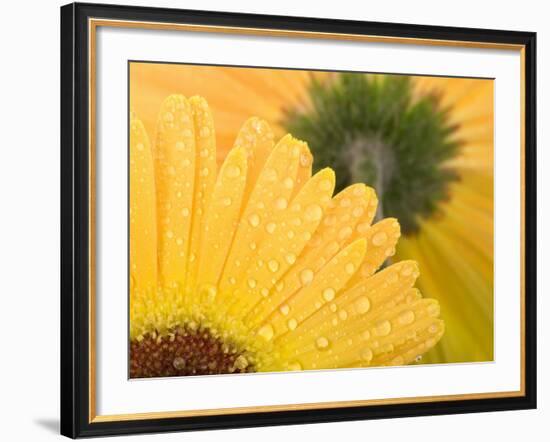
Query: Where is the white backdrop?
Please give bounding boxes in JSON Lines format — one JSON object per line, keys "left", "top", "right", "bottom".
{"left": 0, "top": 0, "right": 546, "bottom": 441}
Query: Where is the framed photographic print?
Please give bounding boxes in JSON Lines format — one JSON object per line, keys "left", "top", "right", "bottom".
{"left": 60, "top": 2, "right": 537, "bottom": 438}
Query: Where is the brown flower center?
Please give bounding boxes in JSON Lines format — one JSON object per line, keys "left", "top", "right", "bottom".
{"left": 129, "top": 326, "right": 255, "bottom": 378}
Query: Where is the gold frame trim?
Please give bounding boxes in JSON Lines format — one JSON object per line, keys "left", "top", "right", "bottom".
{"left": 88, "top": 18, "right": 527, "bottom": 424}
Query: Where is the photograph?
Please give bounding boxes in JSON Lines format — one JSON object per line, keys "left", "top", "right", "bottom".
{"left": 129, "top": 63, "right": 494, "bottom": 378}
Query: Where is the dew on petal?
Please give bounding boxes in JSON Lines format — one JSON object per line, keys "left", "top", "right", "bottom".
{"left": 372, "top": 231, "right": 388, "bottom": 246}
{"left": 287, "top": 318, "right": 298, "bottom": 330}
{"left": 268, "top": 259, "right": 280, "bottom": 273}
{"left": 375, "top": 319, "right": 392, "bottom": 336}
{"left": 258, "top": 324, "right": 274, "bottom": 341}
{"left": 287, "top": 361, "right": 302, "bottom": 371}
{"left": 279, "top": 304, "right": 290, "bottom": 316}
{"left": 300, "top": 269, "right": 314, "bottom": 286}
{"left": 319, "top": 179, "right": 333, "bottom": 191}
{"left": 398, "top": 310, "right": 415, "bottom": 325}
{"left": 275, "top": 197, "right": 288, "bottom": 210}
{"left": 225, "top": 164, "right": 241, "bottom": 178}
{"left": 338, "top": 226, "right": 353, "bottom": 240}
{"left": 322, "top": 287, "right": 336, "bottom": 302}
{"left": 247, "top": 278, "right": 257, "bottom": 289}
{"left": 285, "top": 253, "right": 297, "bottom": 265}
{"left": 304, "top": 204, "right": 323, "bottom": 222}
{"left": 355, "top": 296, "right": 371, "bottom": 314}
{"left": 248, "top": 213, "right": 260, "bottom": 227}
{"left": 360, "top": 347, "right": 373, "bottom": 362}
{"left": 266, "top": 222, "right": 277, "bottom": 234}
{"left": 315, "top": 336, "right": 330, "bottom": 350}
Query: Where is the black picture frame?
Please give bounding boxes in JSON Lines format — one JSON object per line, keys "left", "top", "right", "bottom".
{"left": 61, "top": 2, "right": 537, "bottom": 438}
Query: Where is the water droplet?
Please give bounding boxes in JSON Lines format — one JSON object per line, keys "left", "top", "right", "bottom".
{"left": 304, "top": 204, "right": 323, "bottom": 222}
{"left": 136, "top": 142, "right": 145, "bottom": 151}
{"left": 372, "top": 231, "right": 388, "bottom": 246}
{"left": 200, "top": 126, "right": 210, "bottom": 138}
{"left": 316, "top": 336, "right": 330, "bottom": 350}
{"left": 300, "top": 153, "right": 311, "bottom": 167}
{"left": 261, "top": 287, "right": 269, "bottom": 297}
{"left": 182, "top": 158, "right": 191, "bottom": 167}
{"left": 340, "top": 198, "right": 352, "bottom": 208}
{"left": 329, "top": 303, "right": 337, "bottom": 313}
{"left": 247, "top": 278, "right": 257, "bottom": 289}
{"left": 279, "top": 304, "right": 290, "bottom": 316}
{"left": 427, "top": 303, "right": 440, "bottom": 317}
{"left": 300, "top": 269, "right": 314, "bottom": 286}
{"left": 202, "top": 284, "right": 217, "bottom": 301}
{"left": 173, "top": 357, "right": 186, "bottom": 370}
{"left": 401, "top": 264, "right": 414, "bottom": 277}
{"left": 429, "top": 323, "right": 440, "bottom": 334}
{"left": 338, "top": 226, "right": 353, "bottom": 240}
{"left": 355, "top": 296, "right": 371, "bottom": 314}
{"left": 338, "top": 309, "right": 348, "bottom": 320}
{"left": 384, "top": 247, "right": 395, "bottom": 257}
{"left": 285, "top": 253, "right": 297, "bottom": 265}
{"left": 398, "top": 310, "right": 415, "bottom": 325}
{"left": 360, "top": 347, "right": 373, "bottom": 362}
{"left": 275, "top": 281, "right": 285, "bottom": 292}
{"left": 287, "top": 361, "right": 302, "bottom": 371}
{"left": 275, "top": 197, "right": 288, "bottom": 210}
{"left": 266, "top": 222, "right": 276, "bottom": 234}
{"left": 375, "top": 320, "right": 392, "bottom": 336}
{"left": 163, "top": 112, "right": 174, "bottom": 123}
{"left": 361, "top": 330, "right": 371, "bottom": 340}
{"left": 322, "top": 287, "right": 336, "bottom": 302}
{"left": 222, "top": 197, "right": 232, "bottom": 206}
{"left": 166, "top": 230, "right": 174, "bottom": 239}
{"left": 415, "top": 355, "right": 423, "bottom": 362}
{"left": 176, "top": 238, "right": 183, "bottom": 246}
{"left": 182, "top": 208, "right": 190, "bottom": 217}
{"left": 287, "top": 318, "right": 298, "bottom": 330}
{"left": 233, "top": 355, "right": 249, "bottom": 370}
{"left": 287, "top": 230, "right": 295, "bottom": 239}
{"left": 352, "top": 206, "right": 364, "bottom": 218}
{"left": 345, "top": 262, "right": 356, "bottom": 275}
{"left": 319, "top": 179, "right": 332, "bottom": 191}
{"left": 283, "top": 177, "right": 294, "bottom": 189}
{"left": 257, "top": 324, "right": 274, "bottom": 341}
{"left": 248, "top": 213, "right": 260, "bottom": 227}
{"left": 182, "top": 128, "right": 192, "bottom": 138}
{"left": 225, "top": 164, "right": 241, "bottom": 178}
{"left": 268, "top": 259, "right": 280, "bottom": 273}
{"left": 357, "top": 222, "right": 370, "bottom": 234}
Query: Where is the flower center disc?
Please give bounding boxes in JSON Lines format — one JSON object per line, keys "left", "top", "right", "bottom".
{"left": 130, "top": 326, "right": 255, "bottom": 378}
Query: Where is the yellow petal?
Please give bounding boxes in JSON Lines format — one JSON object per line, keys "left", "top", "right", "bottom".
{"left": 129, "top": 113, "right": 157, "bottom": 292}
{"left": 346, "top": 218, "right": 401, "bottom": 287}
{"left": 233, "top": 117, "right": 275, "bottom": 201}
{"left": 267, "top": 238, "right": 367, "bottom": 340}
{"left": 195, "top": 146, "right": 248, "bottom": 297}
{"left": 185, "top": 96, "right": 217, "bottom": 291}
{"left": 153, "top": 95, "right": 196, "bottom": 287}
{"left": 218, "top": 135, "right": 304, "bottom": 308}
{"left": 238, "top": 168, "right": 336, "bottom": 324}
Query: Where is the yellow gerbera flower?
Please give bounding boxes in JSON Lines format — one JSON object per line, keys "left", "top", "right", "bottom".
{"left": 129, "top": 95, "right": 444, "bottom": 377}
{"left": 130, "top": 63, "right": 493, "bottom": 365}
